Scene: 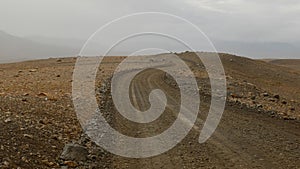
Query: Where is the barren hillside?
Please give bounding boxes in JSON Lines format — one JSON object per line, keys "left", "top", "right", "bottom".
{"left": 0, "top": 53, "right": 299, "bottom": 168}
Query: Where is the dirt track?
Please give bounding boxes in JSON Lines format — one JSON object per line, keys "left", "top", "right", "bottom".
{"left": 103, "top": 61, "right": 300, "bottom": 169}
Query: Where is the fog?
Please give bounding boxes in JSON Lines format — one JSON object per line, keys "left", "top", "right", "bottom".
{"left": 0, "top": 0, "right": 300, "bottom": 60}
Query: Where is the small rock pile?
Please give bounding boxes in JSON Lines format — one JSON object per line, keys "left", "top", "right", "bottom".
{"left": 59, "top": 134, "right": 112, "bottom": 168}
{"left": 59, "top": 79, "right": 114, "bottom": 168}
{"left": 227, "top": 79, "right": 298, "bottom": 120}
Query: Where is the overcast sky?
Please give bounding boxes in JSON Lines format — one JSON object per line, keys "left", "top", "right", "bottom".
{"left": 1, "top": 0, "right": 300, "bottom": 58}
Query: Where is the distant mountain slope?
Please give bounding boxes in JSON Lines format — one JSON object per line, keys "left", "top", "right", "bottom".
{"left": 0, "top": 31, "right": 78, "bottom": 63}
{"left": 27, "top": 36, "right": 86, "bottom": 50}
{"left": 265, "top": 59, "right": 300, "bottom": 72}
{"left": 214, "top": 41, "right": 300, "bottom": 59}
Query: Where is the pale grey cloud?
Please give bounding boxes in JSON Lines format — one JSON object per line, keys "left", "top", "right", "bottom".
{"left": 1, "top": 0, "right": 299, "bottom": 41}
{"left": 0, "top": 0, "right": 299, "bottom": 58}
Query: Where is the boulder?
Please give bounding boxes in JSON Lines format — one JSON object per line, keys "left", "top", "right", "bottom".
{"left": 60, "top": 144, "right": 88, "bottom": 161}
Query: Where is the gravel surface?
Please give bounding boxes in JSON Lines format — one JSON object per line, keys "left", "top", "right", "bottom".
{"left": 0, "top": 53, "right": 299, "bottom": 168}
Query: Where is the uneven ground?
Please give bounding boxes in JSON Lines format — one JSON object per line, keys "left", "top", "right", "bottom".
{"left": 263, "top": 59, "right": 300, "bottom": 73}
{"left": 0, "top": 52, "right": 299, "bottom": 169}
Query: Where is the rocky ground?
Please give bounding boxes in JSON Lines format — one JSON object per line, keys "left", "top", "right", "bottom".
{"left": 0, "top": 53, "right": 299, "bottom": 168}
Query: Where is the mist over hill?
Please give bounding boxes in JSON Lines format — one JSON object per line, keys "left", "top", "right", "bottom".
{"left": 214, "top": 40, "right": 300, "bottom": 59}
{"left": 0, "top": 31, "right": 78, "bottom": 63}
{"left": 0, "top": 30, "right": 299, "bottom": 63}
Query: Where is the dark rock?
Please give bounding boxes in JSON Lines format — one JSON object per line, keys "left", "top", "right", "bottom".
{"left": 262, "top": 93, "right": 269, "bottom": 97}
{"left": 274, "top": 94, "right": 280, "bottom": 99}
{"left": 281, "top": 101, "right": 287, "bottom": 104}
{"left": 283, "top": 116, "right": 296, "bottom": 120}
{"left": 257, "top": 104, "right": 263, "bottom": 108}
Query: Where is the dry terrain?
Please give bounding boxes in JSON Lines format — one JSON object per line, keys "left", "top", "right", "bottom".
{"left": 263, "top": 59, "right": 300, "bottom": 73}
{"left": 0, "top": 52, "right": 299, "bottom": 169}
